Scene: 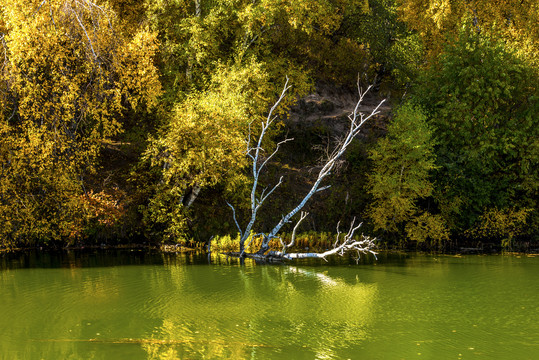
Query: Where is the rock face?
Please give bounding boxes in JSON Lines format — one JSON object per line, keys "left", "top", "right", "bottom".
{"left": 289, "top": 83, "right": 390, "bottom": 137}
{"left": 292, "top": 84, "right": 390, "bottom": 120}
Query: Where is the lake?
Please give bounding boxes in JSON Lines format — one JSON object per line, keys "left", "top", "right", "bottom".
{"left": 1, "top": 250, "right": 538, "bottom": 359}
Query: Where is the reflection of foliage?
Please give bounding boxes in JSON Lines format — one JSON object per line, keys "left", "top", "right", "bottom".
{"left": 141, "top": 265, "right": 377, "bottom": 359}
{"left": 143, "top": 319, "right": 254, "bottom": 360}
{"left": 0, "top": 252, "right": 381, "bottom": 358}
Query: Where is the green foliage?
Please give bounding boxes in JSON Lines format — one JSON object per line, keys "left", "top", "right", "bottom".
{"left": 404, "top": 212, "right": 449, "bottom": 246}
{"left": 368, "top": 102, "right": 448, "bottom": 244}
{"left": 146, "top": 0, "right": 372, "bottom": 102}
{"left": 415, "top": 27, "right": 539, "bottom": 236}
{"left": 351, "top": 0, "right": 423, "bottom": 92}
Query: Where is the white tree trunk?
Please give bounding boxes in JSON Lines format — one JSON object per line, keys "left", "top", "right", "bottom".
{"left": 226, "top": 79, "right": 383, "bottom": 260}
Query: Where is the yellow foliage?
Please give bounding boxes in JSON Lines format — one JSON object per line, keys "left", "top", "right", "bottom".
{"left": 398, "top": 0, "right": 539, "bottom": 64}
{"left": 146, "top": 60, "right": 279, "bottom": 192}
{"left": 405, "top": 212, "right": 449, "bottom": 244}
{"left": 0, "top": 125, "right": 85, "bottom": 243}
{"left": 467, "top": 208, "right": 532, "bottom": 245}
{"left": 81, "top": 189, "right": 126, "bottom": 227}
{"left": 0, "top": 0, "right": 161, "bottom": 245}
{"left": 2, "top": 0, "right": 161, "bottom": 136}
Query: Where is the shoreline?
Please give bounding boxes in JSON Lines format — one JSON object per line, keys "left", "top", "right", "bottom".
{"left": 2, "top": 243, "right": 539, "bottom": 256}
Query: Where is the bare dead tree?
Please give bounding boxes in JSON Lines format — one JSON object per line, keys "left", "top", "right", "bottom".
{"left": 227, "top": 78, "right": 384, "bottom": 260}
{"left": 274, "top": 218, "right": 377, "bottom": 263}
{"left": 227, "top": 77, "right": 293, "bottom": 255}
{"left": 279, "top": 211, "right": 309, "bottom": 254}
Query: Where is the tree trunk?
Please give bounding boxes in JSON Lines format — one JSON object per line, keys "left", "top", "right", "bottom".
{"left": 182, "top": 183, "right": 201, "bottom": 207}
{"left": 225, "top": 80, "right": 382, "bottom": 262}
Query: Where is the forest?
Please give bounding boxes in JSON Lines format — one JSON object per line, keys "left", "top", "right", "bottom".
{"left": 0, "top": 0, "right": 538, "bottom": 251}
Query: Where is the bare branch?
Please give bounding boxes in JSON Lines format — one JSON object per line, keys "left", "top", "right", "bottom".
{"left": 258, "top": 176, "right": 283, "bottom": 206}
{"left": 258, "top": 137, "right": 294, "bottom": 174}
{"left": 275, "top": 220, "right": 377, "bottom": 262}
{"left": 0, "top": 33, "right": 8, "bottom": 73}
{"left": 242, "top": 25, "right": 269, "bottom": 52}
{"left": 225, "top": 78, "right": 381, "bottom": 261}
{"left": 334, "top": 220, "right": 342, "bottom": 248}
{"left": 71, "top": 7, "right": 98, "bottom": 60}
{"left": 33, "top": 0, "right": 47, "bottom": 16}
{"left": 233, "top": 78, "right": 292, "bottom": 252}
{"left": 257, "top": 86, "right": 385, "bottom": 253}
{"left": 226, "top": 202, "right": 243, "bottom": 239}
{"left": 347, "top": 217, "right": 360, "bottom": 239}
{"left": 241, "top": 232, "right": 267, "bottom": 257}
{"left": 49, "top": 2, "right": 58, "bottom": 29}
{"left": 316, "top": 185, "right": 331, "bottom": 193}
{"left": 280, "top": 211, "right": 309, "bottom": 254}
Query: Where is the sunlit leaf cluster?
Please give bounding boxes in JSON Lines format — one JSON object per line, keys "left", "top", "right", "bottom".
{"left": 0, "top": 0, "right": 160, "bottom": 245}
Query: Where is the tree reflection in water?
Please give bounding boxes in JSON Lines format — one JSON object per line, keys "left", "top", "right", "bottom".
{"left": 142, "top": 263, "right": 378, "bottom": 359}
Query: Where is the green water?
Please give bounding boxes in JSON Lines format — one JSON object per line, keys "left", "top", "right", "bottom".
{"left": 1, "top": 251, "right": 538, "bottom": 359}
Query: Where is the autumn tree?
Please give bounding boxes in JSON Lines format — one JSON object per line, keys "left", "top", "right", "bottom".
{"left": 367, "top": 102, "right": 448, "bottom": 245}
{"left": 348, "top": 0, "right": 423, "bottom": 93}
{"left": 141, "top": 63, "right": 273, "bottom": 241}
{"left": 140, "top": 0, "right": 380, "bottom": 241}
{"left": 414, "top": 27, "right": 539, "bottom": 241}
{"left": 398, "top": 0, "right": 539, "bottom": 65}
{"left": 146, "top": 0, "right": 373, "bottom": 98}
{"left": 0, "top": 0, "right": 160, "bottom": 246}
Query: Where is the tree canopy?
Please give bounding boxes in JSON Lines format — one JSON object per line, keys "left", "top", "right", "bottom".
{"left": 0, "top": 0, "right": 160, "bottom": 244}
{"left": 0, "top": 0, "right": 537, "bottom": 249}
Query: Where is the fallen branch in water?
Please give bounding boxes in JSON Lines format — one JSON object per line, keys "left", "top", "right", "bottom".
{"left": 225, "top": 77, "right": 382, "bottom": 261}
{"left": 274, "top": 218, "right": 377, "bottom": 263}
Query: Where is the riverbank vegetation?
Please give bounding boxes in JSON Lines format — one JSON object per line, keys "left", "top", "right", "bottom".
{"left": 1, "top": 0, "right": 537, "bottom": 251}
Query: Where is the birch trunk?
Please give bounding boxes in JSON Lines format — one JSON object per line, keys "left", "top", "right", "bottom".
{"left": 226, "top": 79, "right": 382, "bottom": 261}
